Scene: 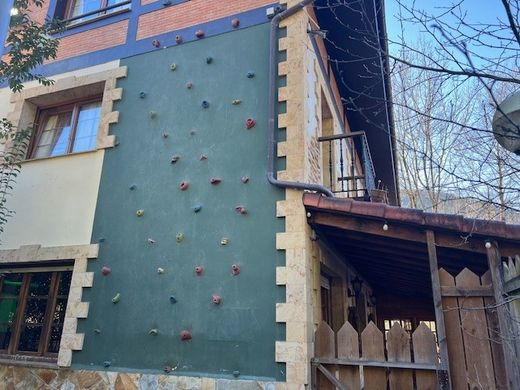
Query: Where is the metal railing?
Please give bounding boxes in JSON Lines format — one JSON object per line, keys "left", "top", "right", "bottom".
{"left": 62, "top": 0, "right": 131, "bottom": 25}
{"left": 318, "top": 131, "right": 376, "bottom": 199}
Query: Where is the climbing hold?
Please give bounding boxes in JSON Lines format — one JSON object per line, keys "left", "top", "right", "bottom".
{"left": 233, "top": 371, "right": 240, "bottom": 378}
{"left": 148, "top": 238, "right": 156, "bottom": 244}
{"left": 169, "top": 295, "right": 177, "bottom": 304}
{"left": 170, "top": 63, "right": 177, "bottom": 71}
{"left": 195, "top": 266, "right": 204, "bottom": 276}
{"left": 192, "top": 204, "right": 202, "bottom": 213}
{"left": 241, "top": 176, "right": 249, "bottom": 183}
{"left": 199, "top": 154, "right": 207, "bottom": 160}
{"left": 94, "top": 328, "right": 101, "bottom": 335}
{"left": 139, "top": 92, "right": 146, "bottom": 99}
{"left": 157, "top": 267, "right": 165, "bottom": 274}
{"left": 235, "top": 206, "right": 247, "bottom": 215}
{"left": 176, "top": 233, "right": 184, "bottom": 242}
{"left": 206, "top": 57, "right": 213, "bottom": 64}
{"left": 180, "top": 330, "right": 192, "bottom": 341}
{"left": 149, "top": 328, "right": 159, "bottom": 336}
{"left": 98, "top": 237, "right": 106, "bottom": 243}
{"left": 129, "top": 184, "right": 137, "bottom": 190}
{"left": 231, "top": 264, "right": 240, "bottom": 276}
{"left": 136, "top": 209, "right": 145, "bottom": 217}
{"left": 112, "top": 293, "right": 121, "bottom": 304}
{"left": 195, "top": 30, "right": 205, "bottom": 38}
{"left": 201, "top": 100, "right": 210, "bottom": 109}
{"left": 247, "top": 72, "right": 255, "bottom": 79}
{"left": 101, "top": 266, "right": 112, "bottom": 276}
{"left": 190, "top": 129, "right": 197, "bottom": 136}
{"left": 164, "top": 366, "right": 172, "bottom": 373}
{"left": 246, "top": 118, "right": 256, "bottom": 129}
{"left": 186, "top": 81, "right": 193, "bottom": 89}
{"left": 103, "top": 361, "right": 111, "bottom": 368}
{"left": 175, "top": 35, "right": 183, "bottom": 44}
{"left": 149, "top": 111, "right": 157, "bottom": 119}
{"left": 210, "top": 177, "right": 222, "bottom": 185}
{"left": 179, "top": 181, "right": 189, "bottom": 191}
{"left": 220, "top": 238, "right": 229, "bottom": 246}
{"left": 162, "top": 132, "right": 169, "bottom": 138}
{"left": 162, "top": 0, "right": 172, "bottom": 5}
{"left": 232, "top": 99, "right": 241, "bottom": 105}
{"left": 171, "top": 155, "right": 180, "bottom": 164}
{"left": 152, "top": 39, "right": 161, "bottom": 48}
{"left": 212, "top": 294, "right": 222, "bottom": 305}
{"left": 231, "top": 18, "right": 240, "bottom": 28}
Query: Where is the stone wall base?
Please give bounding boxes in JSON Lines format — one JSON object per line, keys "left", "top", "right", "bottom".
{"left": 0, "top": 365, "right": 277, "bottom": 390}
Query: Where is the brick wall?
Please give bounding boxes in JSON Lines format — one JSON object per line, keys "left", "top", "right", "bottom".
{"left": 51, "top": 20, "right": 128, "bottom": 62}
{"left": 136, "top": 0, "right": 273, "bottom": 40}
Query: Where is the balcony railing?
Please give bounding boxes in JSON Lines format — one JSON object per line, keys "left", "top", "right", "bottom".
{"left": 318, "top": 131, "right": 376, "bottom": 200}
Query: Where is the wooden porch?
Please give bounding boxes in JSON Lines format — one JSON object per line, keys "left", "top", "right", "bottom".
{"left": 303, "top": 193, "right": 520, "bottom": 390}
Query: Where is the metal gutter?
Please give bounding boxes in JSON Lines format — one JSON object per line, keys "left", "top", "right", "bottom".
{"left": 267, "top": 0, "right": 334, "bottom": 197}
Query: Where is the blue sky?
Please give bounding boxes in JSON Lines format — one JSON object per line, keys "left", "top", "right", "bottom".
{"left": 385, "top": 0, "right": 509, "bottom": 45}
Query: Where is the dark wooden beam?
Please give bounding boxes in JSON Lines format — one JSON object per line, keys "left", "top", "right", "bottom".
{"left": 426, "top": 230, "right": 452, "bottom": 390}
{"left": 310, "top": 211, "right": 520, "bottom": 257}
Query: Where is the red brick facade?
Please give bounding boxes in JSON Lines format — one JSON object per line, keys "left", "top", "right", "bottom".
{"left": 136, "top": 0, "right": 274, "bottom": 40}
{"left": 52, "top": 20, "right": 129, "bottom": 62}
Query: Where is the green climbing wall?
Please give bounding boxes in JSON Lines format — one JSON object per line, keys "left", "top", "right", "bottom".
{"left": 74, "top": 23, "right": 287, "bottom": 381}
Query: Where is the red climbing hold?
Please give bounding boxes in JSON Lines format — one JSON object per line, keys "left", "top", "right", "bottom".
{"left": 180, "top": 330, "right": 192, "bottom": 341}
{"left": 231, "top": 18, "right": 240, "bottom": 28}
{"left": 235, "top": 206, "right": 247, "bottom": 215}
{"left": 101, "top": 266, "right": 111, "bottom": 276}
{"left": 195, "top": 30, "right": 205, "bottom": 38}
{"left": 231, "top": 264, "right": 240, "bottom": 276}
{"left": 212, "top": 294, "right": 222, "bottom": 305}
{"left": 200, "top": 154, "right": 207, "bottom": 160}
{"left": 152, "top": 39, "right": 160, "bottom": 48}
{"left": 195, "top": 266, "right": 204, "bottom": 276}
{"left": 246, "top": 118, "right": 256, "bottom": 129}
{"left": 180, "top": 181, "right": 189, "bottom": 191}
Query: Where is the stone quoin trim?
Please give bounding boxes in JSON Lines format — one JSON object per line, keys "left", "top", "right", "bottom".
{"left": 0, "top": 244, "right": 99, "bottom": 367}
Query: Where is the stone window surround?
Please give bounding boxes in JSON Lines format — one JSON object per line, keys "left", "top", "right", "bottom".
{"left": 6, "top": 66, "right": 127, "bottom": 156}
{"left": 0, "top": 243, "right": 99, "bottom": 367}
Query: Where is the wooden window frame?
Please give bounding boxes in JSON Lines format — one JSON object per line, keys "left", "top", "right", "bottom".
{"left": 27, "top": 95, "right": 102, "bottom": 160}
{"left": 0, "top": 269, "right": 72, "bottom": 361}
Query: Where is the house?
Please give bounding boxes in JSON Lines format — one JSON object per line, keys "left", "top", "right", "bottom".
{"left": 1, "top": 0, "right": 518, "bottom": 389}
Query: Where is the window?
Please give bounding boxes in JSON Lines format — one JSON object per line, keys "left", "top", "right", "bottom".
{"left": 0, "top": 269, "right": 72, "bottom": 359}
{"left": 55, "top": 0, "right": 131, "bottom": 24}
{"left": 28, "top": 97, "right": 102, "bottom": 159}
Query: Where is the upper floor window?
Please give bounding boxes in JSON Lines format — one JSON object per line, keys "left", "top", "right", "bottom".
{"left": 0, "top": 269, "right": 72, "bottom": 360}
{"left": 55, "top": 0, "right": 130, "bottom": 24}
{"left": 28, "top": 97, "right": 102, "bottom": 159}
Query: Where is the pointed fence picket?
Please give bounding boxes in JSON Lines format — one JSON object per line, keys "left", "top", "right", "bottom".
{"left": 439, "top": 267, "right": 508, "bottom": 390}
{"left": 312, "top": 320, "right": 438, "bottom": 390}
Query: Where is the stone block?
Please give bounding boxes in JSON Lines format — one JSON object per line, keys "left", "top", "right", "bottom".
{"left": 115, "top": 373, "right": 138, "bottom": 390}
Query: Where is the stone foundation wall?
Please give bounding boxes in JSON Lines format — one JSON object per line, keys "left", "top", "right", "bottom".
{"left": 0, "top": 365, "right": 276, "bottom": 390}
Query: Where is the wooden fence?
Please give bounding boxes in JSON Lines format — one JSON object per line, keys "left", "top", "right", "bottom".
{"left": 440, "top": 267, "right": 507, "bottom": 390}
{"left": 312, "top": 267, "right": 511, "bottom": 389}
{"left": 312, "top": 320, "right": 438, "bottom": 390}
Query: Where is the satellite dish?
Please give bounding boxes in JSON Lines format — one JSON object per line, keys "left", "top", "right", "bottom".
{"left": 492, "top": 92, "right": 520, "bottom": 155}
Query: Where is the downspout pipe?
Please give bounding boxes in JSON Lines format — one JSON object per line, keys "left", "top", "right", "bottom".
{"left": 267, "top": 0, "right": 334, "bottom": 197}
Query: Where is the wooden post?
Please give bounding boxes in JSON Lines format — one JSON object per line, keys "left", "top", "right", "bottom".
{"left": 486, "top": 244, "right": 520, "bottom": 389}
{"left": 426, "top": 230, "right": 451, "bottom": 390}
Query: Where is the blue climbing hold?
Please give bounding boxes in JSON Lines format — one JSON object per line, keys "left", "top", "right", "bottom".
{"left": 170, "top": 295, "right": 177, "bottom": 304}
{"left": 201, "top": 100, "right": 210, "bottom": 109}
